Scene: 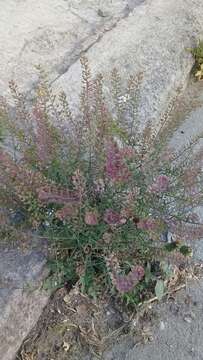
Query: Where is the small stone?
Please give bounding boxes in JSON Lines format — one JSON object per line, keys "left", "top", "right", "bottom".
{"left": 97, "top": 9, "right": 108, "bottom": 17}
{"left": 190, "top": 311, "right": 196, "bottom": 320}
{"left": 184, "top": 316, "right": 192, "bottom": 323}
{"left": 160, "top": 321, "right": 165, "bottom": 330}
{"left": 63, "top": 341, "right": 71, "bottom": 352}
{"left": 63, "top": 294, "right": 70, "bottom": 304}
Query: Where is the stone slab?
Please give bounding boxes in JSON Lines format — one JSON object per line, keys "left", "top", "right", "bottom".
{"left": 53, "top": 0, "right": 203, "bottom": 130}
{"left": 0, "top": 245, "right": 49, "bottom": 360}
{"left": 0, "top": 0, "right": 141, "bottom": 96}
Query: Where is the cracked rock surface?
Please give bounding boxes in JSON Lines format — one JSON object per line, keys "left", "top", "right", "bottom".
{"left": 1, "top": 0, "right": 203, "bottom": 131}
{"left": 0, "top": 0, "right": 144, "bottom": 96}
{"left": 53, "top": 0, "right": 203, "bottom": 128}
{"left": 0, "top": 243, "right": 49, "bottom": 360}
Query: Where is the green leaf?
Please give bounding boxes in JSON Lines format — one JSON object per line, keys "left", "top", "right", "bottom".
{"left": 155, "top": 280, "right": 165, "bottom": 300}
{"left": 179, "top": 245, "right": 192, "bottom": 257}
{"left": 164, "top": 242, "right": 178, "bottom": 252}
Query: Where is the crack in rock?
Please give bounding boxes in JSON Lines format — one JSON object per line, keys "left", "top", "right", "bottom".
{"left": 51, "top": 0, "right": 146, "bottom": 84}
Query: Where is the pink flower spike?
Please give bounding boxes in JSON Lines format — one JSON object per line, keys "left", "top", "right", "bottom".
{"left": 113, "top": 265, "right": 145, "bottom": 293}
{"left": 104, "top": 209, "right": 126, "bottom": 226}
{"left": 114, "top": 276, "right": 134, "bottom": 293}
{"left": 105, "top": 141, "right": 131, "bottom": 183}
{"left": 130, "top": 265, "right": 145, "bottom": 281}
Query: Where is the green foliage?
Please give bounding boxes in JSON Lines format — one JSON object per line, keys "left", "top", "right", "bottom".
{"left": 179, "top": 245, "right": 192, "bottom": 256}
{"left": 164, "top": 242, "right": 179, "bottom": 252}
{"left": 0, "top": 57, "right": 202, "bottom": 304}
{"left": 190, "top": 40, "right": 203, "bottom": 80}
{"left": 191, "top": 40, "right": 203, "bottom": 66}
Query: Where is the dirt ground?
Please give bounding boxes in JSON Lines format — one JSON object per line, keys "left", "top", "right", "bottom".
{"left": 16, "top": 265, "right": 203, "bottom": 360}
{"left": 16, "top": 285, "right": 133, "bottom": 360}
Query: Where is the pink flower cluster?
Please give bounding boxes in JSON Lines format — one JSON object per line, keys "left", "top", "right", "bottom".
{"left": 37, "top": 186, "right": 80, "bottom": 204}
{"left": 55, "top": 205, "right": 78, "bottom": 221}
{"left": 105, "top": 141, "right": 131, "bottom": 183}
{"left": 104, "top": 209, "right": 126, "bottom": 225}
{"left": 148, "top": 175, "right": 170, "bottom": 193}
{"left": 113, "top": 265, "right": 145, "bottom": 293}
{"left": 84, "top": 209, "right": 128, "bottom": 226}
{"left": 120, "top": 146, "right": 136, "bottom": 159}
{"left": 84, "top": 210, "right": 99, "bottom": 225}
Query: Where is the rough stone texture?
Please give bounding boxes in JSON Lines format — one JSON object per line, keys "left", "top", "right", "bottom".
{"left": 1, "top": 0, "right": 203, "bottom": 130}
{"left": 0, "top": 0, "right": 143, "bottom": 96}
{"left": 53, "top": 0, "right": 203, "bottom": 128}
{"left": 0, "top": 246, "right": 49, "bottom": 360}
{"left": 169, "top": 84, "right": 203, "bottom": 153}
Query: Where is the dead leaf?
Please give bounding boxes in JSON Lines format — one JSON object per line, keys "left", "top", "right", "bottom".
{"left": 63, "top": 341, "right": 71, "bottom": 352}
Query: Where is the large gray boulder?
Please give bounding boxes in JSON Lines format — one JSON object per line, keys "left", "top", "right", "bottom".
{"left": 1, "top": 0, "right": 203, "bottom": 129}
{"left": 0, "top": 244, "right": 49, "bottom": 360}
{"left": 0, "top": 0, "right": 143, "bottom": 96}
{"left": 53, "top": 0, "right": 203, "bottom": 128}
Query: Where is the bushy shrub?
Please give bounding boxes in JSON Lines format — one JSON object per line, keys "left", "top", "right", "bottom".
{"left": 0, "top": 57, "right": 203, "bottom": 303}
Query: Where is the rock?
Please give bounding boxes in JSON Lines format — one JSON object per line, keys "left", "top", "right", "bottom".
{"left": 1, "top": 0, "right": 203, "bottom": 132}
{"left": 0, "top": 246, "right": 49, "bottom": 360}
{"left": 184, "top": 316, "right": 192, "bottom": 324}
{"left": 0, "top": 0, "right": 139, "bottom": 97}
{"left": 103, "top": 337, "right": 135, "bottom": 360}
{"left": 53, "top": 0, "right": 203, "bottom": 130}
{"left": 105, "top": 303, "right": 124, "bottom": 330}
{"left": 159, "top": 321, "right": 165, "bottom": 330}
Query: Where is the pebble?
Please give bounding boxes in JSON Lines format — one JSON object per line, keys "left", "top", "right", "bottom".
{"left": 184, "top": 316, "right": 192, "bottom": 324}
{"left": 160, "top": 321, "right": 165, "bottom": 330}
